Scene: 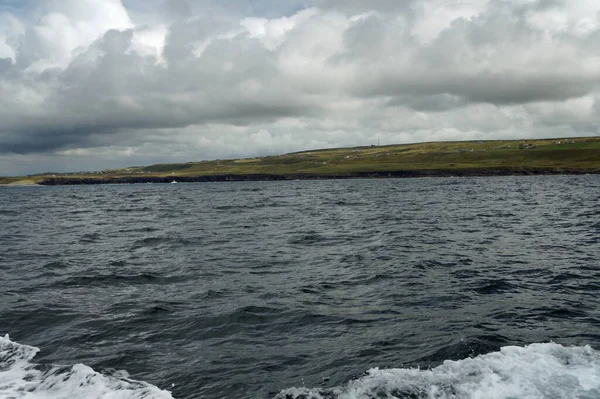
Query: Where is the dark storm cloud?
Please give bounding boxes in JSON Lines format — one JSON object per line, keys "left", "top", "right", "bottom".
{"left": 339, "top": 3, "right": 600, "bottom": 107}
{"left": 386, "top": 94, "right": 468, "bottom": 112}
{"left": 0, "top": 23, "right": 321, "bottom": 155}
{"left": 317, "top": 0, "right": 416, "bottom": 14}
{"left": 0, "top": 57, "right": 12, "bottom": 73}
{"left": 356, "top": 71, "right": 598, "bottom": 106}
{"left": 0, "top": 127, "right": 106, "bottom": 155}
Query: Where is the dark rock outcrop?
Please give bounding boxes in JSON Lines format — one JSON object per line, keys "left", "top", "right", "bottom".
{"left": 38, "top": 168, "right": 598, "bottom": 185}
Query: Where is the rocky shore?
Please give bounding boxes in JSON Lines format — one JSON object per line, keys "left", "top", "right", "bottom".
{"left": 37, "top": 167, "right": 598, "bottom": 185}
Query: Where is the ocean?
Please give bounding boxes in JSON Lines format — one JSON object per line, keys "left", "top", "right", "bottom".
{"left": 1, "top": 176, "right": 599, "bottom": 398}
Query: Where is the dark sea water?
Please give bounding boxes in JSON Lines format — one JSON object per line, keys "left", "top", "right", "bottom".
{"left": 1, "top": 176, "right": 600, "bottom": 399}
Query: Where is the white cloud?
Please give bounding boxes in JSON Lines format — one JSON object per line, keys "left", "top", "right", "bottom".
{"left": 1, "top": 0, "right": 600, "bottom": 175}
{"left": 130, "top": 24, "right": 168, "bottom": 63}
{"left": 528, "top": 1, "right": 600, "bottom": 36}
{"left": 0, "top": 12, "right": 25, "bottom": 62}
{"left": 21, "top": 0, "right": 133, "bottom": 72}
{"left": 412, "top": 0, "right": 490, "bottom": 43}
{"left": 241, "top": 7, "right": 318, "bottom": 51}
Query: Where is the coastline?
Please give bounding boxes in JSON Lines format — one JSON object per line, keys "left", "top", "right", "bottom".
{"left": 36, "top": 167, "right": 598, "bottom": 185}
{"left": 0, "top": 180, "right": 39, "bottom": 186}
{"left": 4, "top": 136, "right": 600, "bottom": 186}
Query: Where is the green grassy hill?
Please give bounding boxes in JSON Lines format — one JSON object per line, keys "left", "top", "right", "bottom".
{"left": 135, "top": 137, "right": 600, "bottom": 176}
{"left": 3, "top": 136, "right": 600, "bottom": 184}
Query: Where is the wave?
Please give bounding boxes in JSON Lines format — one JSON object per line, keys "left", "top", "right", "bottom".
{"left": 275, "top": 342, "right": 600, "bottom": 399}
{"left": 0, "top": 335, "right": 173, "bottom": 399}
{"left": 4, "top": 334, "right": 600, "bottom": 399}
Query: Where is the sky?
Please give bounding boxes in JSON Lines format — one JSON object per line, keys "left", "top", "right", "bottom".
{"left": 1, "top": 0, "right": 600, "bottom": 175}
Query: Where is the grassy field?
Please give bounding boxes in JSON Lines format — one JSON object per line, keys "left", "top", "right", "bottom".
{"left": 0, "top": 177, "right": 38, "bottom": 185}
{"left": 2, "top": 136, "right": 600, "bottom": 184}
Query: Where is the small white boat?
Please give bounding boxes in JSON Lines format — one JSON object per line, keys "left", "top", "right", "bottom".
{"left": 171, "top": 180, "right": 177, "bottom": 184}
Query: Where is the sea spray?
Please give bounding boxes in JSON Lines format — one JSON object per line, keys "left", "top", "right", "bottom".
{"left": 0, "top": 335, "right": 173, "bottom": 399}
{"left": 276, "top": 343, "right": 600, "bottom": 399}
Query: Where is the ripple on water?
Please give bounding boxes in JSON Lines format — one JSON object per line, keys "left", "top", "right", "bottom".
{"left": 1, "top": 176, "right": 600, "bottom": 398}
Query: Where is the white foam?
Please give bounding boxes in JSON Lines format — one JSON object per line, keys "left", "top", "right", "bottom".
{"left": 5, "top": 335, "right": 600, "bottom": 399}
{"left": 0, "top": 334, "right": 173, "bottom": 399}
{"left": 277, "top": 342, "right": 600, "bottom": 399}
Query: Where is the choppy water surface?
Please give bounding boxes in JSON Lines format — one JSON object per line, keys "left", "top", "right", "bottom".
{"left": 1, "top": 176, "right": 600, "bottom": 398}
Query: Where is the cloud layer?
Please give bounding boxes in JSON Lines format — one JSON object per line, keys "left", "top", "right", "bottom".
{"left": 1, "top": 0, "right": 599, "bottom": 174}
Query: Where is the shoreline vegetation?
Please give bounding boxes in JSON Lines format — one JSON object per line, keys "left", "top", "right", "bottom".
{"left": 2, "top": 136, "right": 599, "bottom": 185}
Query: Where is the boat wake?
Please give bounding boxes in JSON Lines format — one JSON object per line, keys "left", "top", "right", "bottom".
{"left": 3, "top": 333, "right": 600, "bottom": 399}
{"left": 276, "top": 342, "right": 600, "bottom": 399}
{"left": 0, "top": 334, "right": 173, "bottom": 399}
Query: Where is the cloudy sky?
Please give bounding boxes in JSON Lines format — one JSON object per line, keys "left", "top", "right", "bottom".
{"left": 1, "top": 0, "right": 600, "bottom": 175}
